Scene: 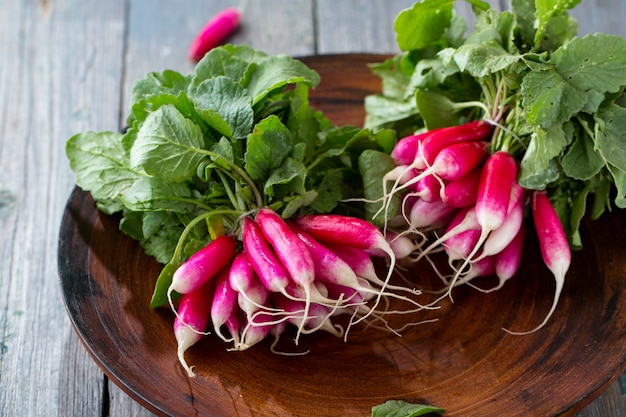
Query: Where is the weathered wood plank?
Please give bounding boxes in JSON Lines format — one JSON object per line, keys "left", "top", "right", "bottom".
{"left": 316, "top": 0, "right": 504, "bottom": 54}
{"left": 0, "top": 0, "right": 126, "bottom": 416}
{"left": 571, "top": 0, "right": 626, "bottom": 38}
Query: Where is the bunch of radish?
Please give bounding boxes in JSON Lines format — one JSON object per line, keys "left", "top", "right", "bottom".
{"left": 167, "top": 208, "right": 428, "bottom": 377}
{"left": 376, "top": 119, "right": 571, "bottom": 335}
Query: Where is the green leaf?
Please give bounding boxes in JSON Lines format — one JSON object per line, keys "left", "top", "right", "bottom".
{"left": 66, "top": 131, "right": 140, "bottom": 213}
{"left": 151, "top": 262, "right": 179, "bottom": 308}
{"left": 405, "top": 57, "right": 460, "bottom": 99}
{"left": 309, "top": 169, "right": 344, "bottom": 214}
{"left": 369, "top": 54, "right": 417, "bottom": 100}
{"left": 393, "top": 0, "right": 455, "bottom": 51}
{"left": 607, "top": 163, "right": 626, "bottom": 208}
{"left": 521, "top": 34, "right": 626, "bottom": 128}
{"left": 453, "top": 42, "right": 521, "bottom": 78}
{"left": 359, "top": 150, "right": 400, "bottom": 225}
{"left": 209, "top": 136, "right": 236, "bottom": 170}
{"left": 518, "top": 125, "right": 567, "bottom": 189}
{"left": 245, "top": 55, "right": 320, "bottom": 105}
{"left": 510, "top": 0, "right": 536, "bottom": 49}
{"left": 466, "top": 9, "right": 517, "bottom": 52}
{"left": 534, "top": 0, "right": 581, "bottom": 47}
{"left": 552, "top": 34, "right": 626, "bottom": 94}
{"left": 189, "top": 76, "right": 254, "bottom": 140}
{"left": 415, "top": 89, "right": 460, "bottom": 129}
{"left": 364, "top": 94, "right": 419, "bottom": 131}
{"left": 120, "top": 176, "right": 195, "bottom": 212}
{"left": 538, "top": 13, "right": 579, "bottom": 52}
{"left": 130, "top": 70, "right": 191, "bottom": 109}
{"left": 264, "top": 157, "right": 307, "bottom": 199}
{"left": 561, "top": 121, "right": 604, "bottom": 180}
{"left": 244, "top": 115, "right": 293, "bottom": 182}
{"left": 282, "top": 190, "right": 318, "bottom": 218}
{"left": 595, "top": 103, "right": 626, "bottom": 174}
{"left": 127, "top": 92, "right": 211, "bottom": 144}
{"left": 371, "top": 400, "right": 444, "bottom": 417}
{"left": 520, "top": 69, "right": 585, "bottom": 128}
{"left": 569, "top": 186, "right": 588, "bottom": 249}
{"left": 131, "top": 105, "right": 207, "bottom": 182}
{"left": 589, "top": 173, "right": 613, "bottom": 219}
{"left": 191, "top": 45, "right": 262, "bottom": 87}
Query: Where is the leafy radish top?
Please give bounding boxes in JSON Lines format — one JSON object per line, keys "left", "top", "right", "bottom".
{"left": 363, "top": 0, "right": 626, "bottom": 250}
{"left": 66, "top": 44, "right": 396, "bottom": 265}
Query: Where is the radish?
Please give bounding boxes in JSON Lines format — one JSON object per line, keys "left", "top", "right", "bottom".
{"left": 449, "top": 255, "right": 496, "bottom": 288}
{"left": 475, "top": 151, "right": 518, "bottom": 233}
{"left": 414, "top": 120, "right": 493, "bottom": 170}
{"left": 290, "top": 222, "right": 421, "bottom": 311}
{"left": 228, "top": 251, "right": 276, "bottom": 314}
{"left": 228, "top": 251, "right": 255, "bottom": 294}
{"left": 476, "top": 189, "right": 526, "bottom": 260}
{"left": 223, "top": 314, "right": 241, "bottom": 350}
{"left": 324, "top": 241, "right": 424, "bottom": 300}
{"left": 237, "top": 272, "right": 270, "bottom": 318}
{"left": 408, "top": 197, "right": 458, "bottom": 231}
{"left": 241, "top": 216, "right": 292, "bottom": 294}
{"left": 505, "top": 191, "right": 570, "bottom": 335}
{"left": 169, "top": 235, "right": 237, "bottom": 296}
{"left": 391, "top": 129, "right": 442, "bottom": 165}
{"left": 445, "top": 225, "right": 482, "bottom": 264}
{"left": 294, "top": 214, "right": 394, "bottom": 256}
{"left": 211, "top": 266, "right": 239, "bottom": 344}
{"left": 323, "top": 243, "right": 379, "bottom": 283}
{"left": 294, "top": 213, "right": 398, "bottom": 324}
{"left": 381, "top": 141, "right": 490, "bottom": 223}
{"left": 440, "top": 168, "right": 481, "bottom": 208}
{"left": 242, "top": 216, "right": 331, "bottom": 308}
{"left": 238, "top": 312, "right": 275, "bottom": 351}
{"left": 385, "top": 231, "right": 420, "bottom": 259}
{"left": 445, "top": 151, "right": 517, "bottom": 298}
{"left": 271, "top": 296, "right": 344, "bottom": 338}
{"left": 412, "top": 174, "right": 442, "bottom": 203}
{"left": 188, "top": 7, "right": 241, "bottom": 62}
{"left": 364, "top": 230, "right": 420, "bottom": 259}
{"left": 255, "top": 208, "right": 316, "bottom": 343}
{"left": 493, "top": 223, "right": 526, "bottom": 290}
{"left": 290, "top": 224, "right": 368, "bottom": 291}
{"left": 173, "top": 280, "right": 215, "bottom": 377}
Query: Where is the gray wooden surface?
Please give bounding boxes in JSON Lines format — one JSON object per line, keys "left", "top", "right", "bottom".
{"left": 0, "top": 0, "right": 624, "bottom": 416}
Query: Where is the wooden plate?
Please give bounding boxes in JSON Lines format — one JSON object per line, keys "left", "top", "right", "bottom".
{"left": 58, "top": 54, "right": 626, "bottom": 417}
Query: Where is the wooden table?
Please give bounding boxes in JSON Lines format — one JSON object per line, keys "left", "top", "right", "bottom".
{"left": 1, "top": 0, "right": 624, "bottom": 416}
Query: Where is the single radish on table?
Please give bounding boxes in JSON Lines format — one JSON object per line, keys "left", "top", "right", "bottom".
{"left": 188, "top": 7, "right": 242, "bottom": 61}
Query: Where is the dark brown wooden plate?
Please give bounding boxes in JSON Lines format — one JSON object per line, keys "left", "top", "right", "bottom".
{"left": 58, "top": 54, "right": 626, "bottom": 417}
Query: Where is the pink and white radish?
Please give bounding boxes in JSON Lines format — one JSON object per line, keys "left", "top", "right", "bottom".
{"left": 415, "top": 120, "right": 493, "bottom": 170}
{"left": 380, "top": 140, "right": 490, "bottom": 223}
{"left": 440, "top": 167, "right": 481, "bottom": 208}
{"left": 211, "top": 266, "right": 239, "bottom": 344}
{"left": 493, "top": 223, "right": 526, "bottom": 290}
{"left": 408, "top": 197, "right": 458, "bottom": 231}
{"left": 241, "top": 216, "right": 292, "bottom": 294}
{"left": 255, "top": 208, "right": 317, "bottom": 343}
{"left": 505, "top": 191, "right": 570, "bottom": 334}
{"left": 173, "top": 280, "right": 215, "bottom": 377}
{"left": 294, "top": 213, "right": 398, "bottom": 323}
{"left": 168, "top": 235, "right": 237, "bottom": 311}
{"left": 445, "top": 151, "right": 517, "bottom": 298}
